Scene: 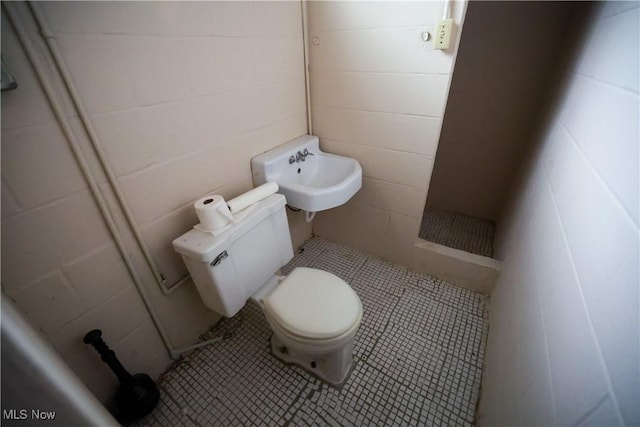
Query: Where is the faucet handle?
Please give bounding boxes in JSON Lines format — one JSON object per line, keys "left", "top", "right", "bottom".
{"left": 293, "top": 149, "right": 315, "bottom": 163}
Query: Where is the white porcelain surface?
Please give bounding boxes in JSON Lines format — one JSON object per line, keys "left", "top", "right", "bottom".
{"left": 172, "top": 194, "right": 294, "bottom": 317}
{"left": 251, "top": 135, "right": 362, "bottom": 212}
{"left": 264, "top": 267, "right": 362, "bottom": 339}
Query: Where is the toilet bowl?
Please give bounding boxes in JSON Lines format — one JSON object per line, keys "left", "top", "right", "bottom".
{"left": 173, "top": 193, "right": 362, "bottom": 386}
{"left": 260, "top": 267, "right": 362, "bottom": 384}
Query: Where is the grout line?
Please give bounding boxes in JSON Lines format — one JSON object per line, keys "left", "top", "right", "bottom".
{"left": 117, "top": 112, "right": 303, "bottom": 182}
{"left": 52, "top": 29, "right": 301, "bottom": 40}
{"left": 0, "top": 186, "right": 98, "bottom": 222}
{"left": 574, "top": 72, "right": 639, "bottom": 96}
{"left": 311, "top": 69, "right": 451, "bottom": 77}
{"left": 573, "top": 394, "right": 611, "bottom": 426}
{"left": 559, "top": 122, "right": 638, "bottom": 229}
{"left": 313, "top": 104, "right": 442, "bottom": 120}
{"left": 540, "top": 311, "right": 559, "bottom": 425}
{"left": 542, "top": 168, "right": 627, "bottom": 426}
{"left": 90, "top": 88, "right": 237, "bottom": 118}
{"left": 140, "top": 174, "right": 253, "bottom": 229}
{"left": 311, "top": 103, "right": 442, "bottom": 119}
{"left": 321, "top": 136, "right": 435, "bottom": 159}
{"left": 312, "top": 25, "right": 445, "bottom": 35}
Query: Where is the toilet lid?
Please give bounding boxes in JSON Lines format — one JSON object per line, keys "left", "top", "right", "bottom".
{"left": 264, "top": 267, "right": 362, "bottom": 340}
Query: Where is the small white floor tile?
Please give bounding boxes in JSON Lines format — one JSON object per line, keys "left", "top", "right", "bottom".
{"left": 134, "top": 237, "right": 490, "bottom": 427}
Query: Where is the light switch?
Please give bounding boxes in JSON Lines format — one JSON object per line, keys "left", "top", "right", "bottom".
{"left": 434, "top": 19, "right": 453, "bottom": 50}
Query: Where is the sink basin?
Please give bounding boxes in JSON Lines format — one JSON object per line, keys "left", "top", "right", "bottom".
{"left": 251, "top": 135, "right": 362, "bottom": 212}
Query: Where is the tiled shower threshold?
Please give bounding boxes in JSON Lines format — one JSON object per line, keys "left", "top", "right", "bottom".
{"left": 134, "top": 237, "right": 490, "bottom": 426}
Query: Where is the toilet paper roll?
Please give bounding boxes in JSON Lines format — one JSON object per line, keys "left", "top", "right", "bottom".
{"left": 227, "top": 182, "right": 279, "bottom": 214}
{"left": 194, "top": 195, "right": 235, "bottom": 231}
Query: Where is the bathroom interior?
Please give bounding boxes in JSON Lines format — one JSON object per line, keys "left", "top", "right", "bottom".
{"left": 1, "top": 1, "right": 638, "bottom": 426}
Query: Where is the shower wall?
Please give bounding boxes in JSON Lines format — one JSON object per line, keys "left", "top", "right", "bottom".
{"left": 427, "top": 1, "right": 579, "bottom": 221}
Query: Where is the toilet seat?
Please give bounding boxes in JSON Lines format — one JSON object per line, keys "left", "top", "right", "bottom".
{"left": 263, "top": 267, "right": 362, "bottom": 350}
{"left": 265, "top": 309, "right": 361, "bottom": 354}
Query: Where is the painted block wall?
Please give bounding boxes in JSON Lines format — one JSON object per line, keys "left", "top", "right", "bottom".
{"left": 479, "top": 2, "right": 639, "bottom": 425}
{"left": 309, "top": 1, "right": 466, "bottom": 266}
{"left": 427, "top": 2, "right": 578, "bottom": 222}
{"left": 1, "top": 2, "right": 309, "bottom": 403}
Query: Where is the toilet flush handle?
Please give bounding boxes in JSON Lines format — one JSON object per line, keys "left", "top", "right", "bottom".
{"left": 211, "top": 250, "right": 229, "bottom": 267}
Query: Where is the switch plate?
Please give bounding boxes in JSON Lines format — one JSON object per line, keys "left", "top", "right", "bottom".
{"left": 434, "top": 18, "right": 453, "bottom": 50}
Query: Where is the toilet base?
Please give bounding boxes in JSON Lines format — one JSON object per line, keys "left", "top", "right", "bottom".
{"left": 270, "top": 334, "right": 354, "bottom": 387}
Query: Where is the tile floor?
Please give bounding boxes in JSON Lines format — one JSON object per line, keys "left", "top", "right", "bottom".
{"left": 134, "top": 237, "right": 490, "bottom": 426}
{"left": 419, "top": 207, "right": 495, "bottom": 258}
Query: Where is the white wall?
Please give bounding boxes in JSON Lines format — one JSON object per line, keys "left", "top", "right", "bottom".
{"left": 479, "top": 2, "right": 639, "bottom": 425}
{"left": 309, "top": 1, "right": 467, "bottom": 267}
{"left": 1, "top": 1, "right": 309, "bottom": 403}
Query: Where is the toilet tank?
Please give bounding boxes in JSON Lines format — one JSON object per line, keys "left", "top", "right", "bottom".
{"left": 172, "top": 194, "right": 294, "bottom": 317}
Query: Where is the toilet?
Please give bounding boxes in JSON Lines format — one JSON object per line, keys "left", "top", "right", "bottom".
{"left": 172, "top": 193, "right": 362, "bottom": 385}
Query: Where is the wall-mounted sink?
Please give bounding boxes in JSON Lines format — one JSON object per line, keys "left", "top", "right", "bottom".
{"left": 251, "top": 135, "right": 362, "bottom": 213}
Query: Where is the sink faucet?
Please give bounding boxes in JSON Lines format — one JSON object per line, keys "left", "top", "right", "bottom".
{"left": 290, "top": 149, "right": 315, "bottom": 164}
